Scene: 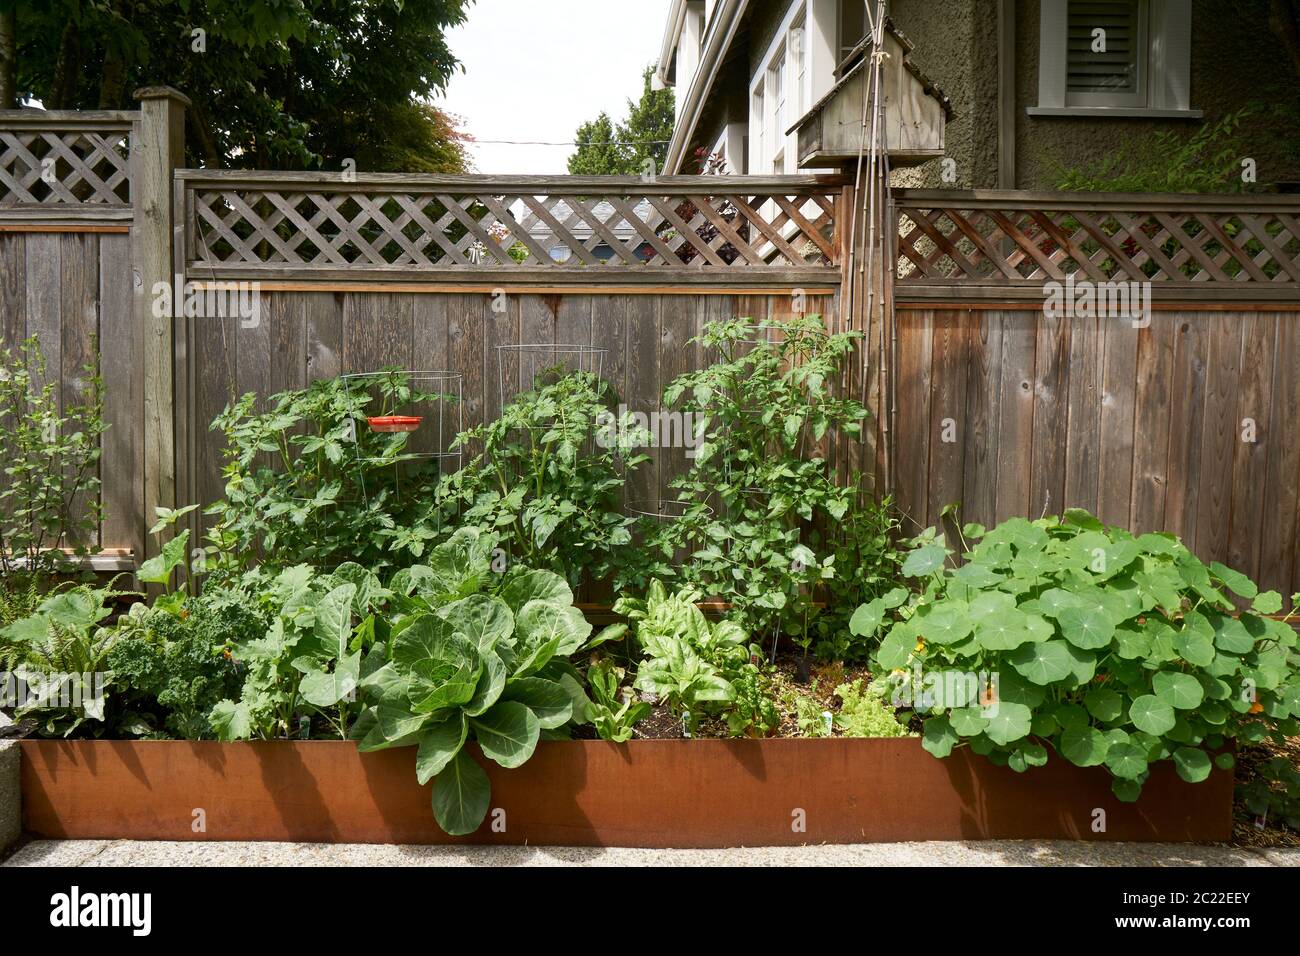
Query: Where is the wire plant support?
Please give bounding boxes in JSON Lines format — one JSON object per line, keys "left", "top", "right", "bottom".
{"left": 339, "top": 370, "right": 464, "bottom": 509}
{"left": 495, "top": 343, "right": 607, "bottom": 406}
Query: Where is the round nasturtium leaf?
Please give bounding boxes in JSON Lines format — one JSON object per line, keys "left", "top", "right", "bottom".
{"left": 948, "top": 707, "right": 989, "bottom": 737}
{"left": 1007, "top": 741, "right": 1049, "bottom": 773}
{"left": 1062, "top": 643, "right": 1098, "bottom": 687}
{"left": 1053, "top": 702, "right": 1091, "bottom": 729}
{"left": 1057, "top": 605, "right": 1116, "bottom": 650}
{"left": 1152, "top": 671, "right": 1204, "bottom": 710}
{"left": 1060, "top": 725, "right": 1109, "bottom": 767}
{"left": 1128, "top": 694, "right": 1176, "bottom": 736}
{"left": 1111, "top": 776, "right": 1144, "bottom": 802}
{"left": 1010, "top": 640, "right": 1075, "bottom": 685}
{"left": 913, "top": 602, "right": 974, "bottom": 645}
{"left": 1172, "top": 746, "right": 1212, "bottom": 783}
{"left": 1105, "top": 741, "right": 1150, "bottom": 779}
{"left": 922, "top": 714, "right": 958, "bottom": 758}
{"left": 1084, "top": 688, "right": 1124, "bottom": 723}
{"left": 876, "top": 624, "right": 917, "bottom": 670}
{"left": 1215, "top": 752, "right": 1236, "bottom": 771}
{"left": 1173, "top": 629, "right": 1215, "bottom": 667}
{"left": 1037, "top": 587, "right": 1090, "bottom": 619}
{"left": 983, "top": 701, "right": 1033, "bottom": 746}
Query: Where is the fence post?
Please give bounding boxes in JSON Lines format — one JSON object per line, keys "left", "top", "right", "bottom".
{"left": 131, "top": 86, "right": 188, "bottom": 567}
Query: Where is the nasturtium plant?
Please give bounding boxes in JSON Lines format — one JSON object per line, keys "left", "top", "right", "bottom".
{"left": 350, "top": 528, "right": 599, "bottom": 835}
{"left": 870, "top": 510, "right": 1300, "bottom": 803}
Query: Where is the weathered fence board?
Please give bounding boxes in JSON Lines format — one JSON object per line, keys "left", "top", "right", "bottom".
{"left": 893, "top": 304, "right": 1300, "bottom": 599}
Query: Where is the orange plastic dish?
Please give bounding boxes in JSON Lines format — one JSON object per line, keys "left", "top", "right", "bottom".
{"left": 367, "top": 415, "right": 422, "bottom": 433}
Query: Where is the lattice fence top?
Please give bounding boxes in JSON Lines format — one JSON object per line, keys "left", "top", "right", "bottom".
{"left": 178, "top": 172, "right": 846, "bottom": 282}
{"left": 894, "top": 189, "right": 1300, "bottom": 296}
{"left": 0, "top": 115, "right": 133, "bottom": 206}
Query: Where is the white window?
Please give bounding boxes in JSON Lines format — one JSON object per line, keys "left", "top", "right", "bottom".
{"left": 770, "top": 48, "right": 787, "bottom": 172}
{"left": 1031, "top": 0, "right": 1199, "bottom": 117}
{"left": 752, "top": 82, "right": 766, "bottom": 171}
{"left": 791, "top": 25, "right": 806, "bottom": 116}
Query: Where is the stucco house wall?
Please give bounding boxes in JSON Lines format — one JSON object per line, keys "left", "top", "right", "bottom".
{"left": 889, "top": 0, "right": 1300, "bottom": 189}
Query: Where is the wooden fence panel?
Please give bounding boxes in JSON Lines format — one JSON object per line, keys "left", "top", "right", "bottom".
{"left": 894, "top": 303, "right": 1300, "bottom": 600}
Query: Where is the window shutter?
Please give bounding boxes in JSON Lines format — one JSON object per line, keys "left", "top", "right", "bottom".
{"left": 1066, "top": 1, "right": 1141, "bottom": 95}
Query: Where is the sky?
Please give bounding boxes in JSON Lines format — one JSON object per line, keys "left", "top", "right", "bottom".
{"left": 434, "top": 0, "right": 674, "bottom": 174}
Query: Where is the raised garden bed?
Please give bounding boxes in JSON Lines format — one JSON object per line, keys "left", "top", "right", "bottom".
{"left": 20, "top": 738, "right": 1232, "bottom": 847}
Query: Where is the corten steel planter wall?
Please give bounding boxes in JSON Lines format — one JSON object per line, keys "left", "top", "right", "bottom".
{"left": 20, "top": 739, "right": 1231, "bottom": 847}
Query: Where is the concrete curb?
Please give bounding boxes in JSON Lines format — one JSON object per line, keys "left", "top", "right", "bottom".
{"left": 0, "top": 739, "right": 18, "bottom": 854}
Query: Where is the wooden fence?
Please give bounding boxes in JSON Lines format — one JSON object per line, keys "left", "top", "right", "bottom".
{"left": 5, "top": 97, "right": 1300, "bottom": 604}
{"left": 0, "top": 108, "right": 140, "bottom": 567}
{"left": 891, "top": 189, "right": 1300, "bottom": 599}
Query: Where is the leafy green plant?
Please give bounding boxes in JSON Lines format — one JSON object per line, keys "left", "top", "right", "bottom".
{"left": 438, "top": 370, "right": 648, "bottom": 587}
{"left": 0, "top": 581, "right": 128, "bottom": 736}
{"left": 832, "top": 679, "right": 914, "bottom": 738}
{"left": 205, "top": 369, "right": 454, "bottom": 575}
{"left": 617, "top": 580, "right": 776, "bottom": 736}
{"left": 582, "top": 659, "right": 649, "bottom": 743}
{"left": 105, "top": 594, "right": 255, "bottom": 739}
{"left": 0, "top": 335, "right": 106, "bottom": 622}
{"left": 812, "top": 501, "right": 905, "bottom": 662}
{"left": 350, "top": 528, "right": 597, "bottom": 835}
{"left": 650, "top": 315, "right": 873, "bottom": 661}
{"left": 1054, "top": 107, "right": 1258, "bottom": 193}
{"left": 209, "top": 561, "right": 388, "bottom": 741}
{"left": 869, "top": 510, "right": 1300, "bottom": 802}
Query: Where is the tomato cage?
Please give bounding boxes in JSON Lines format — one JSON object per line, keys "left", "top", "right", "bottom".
{"left": 495, "top": 343, "right": 607, "bottom": 406}
{"left": 338, "top": 370, "right": 464, "bottom": 506}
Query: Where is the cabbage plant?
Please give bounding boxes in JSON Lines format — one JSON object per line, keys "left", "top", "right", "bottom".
{"left": 352, "top": 529, "right": 597, "bottom": 834}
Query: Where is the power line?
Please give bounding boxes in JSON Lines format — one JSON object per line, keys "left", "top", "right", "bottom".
{"left": 471, "top": 138, "right": 672, "bottom": 147}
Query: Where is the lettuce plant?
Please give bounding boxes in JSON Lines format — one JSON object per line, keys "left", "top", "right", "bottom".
{"left": 865, "top": 510, "right": 1300, "bottom": 802}
{"left": 351, "top": 529, "right": 597, "bottom": 835}
{"left": 618, "top": 580, "right": 776, "bottom": 736}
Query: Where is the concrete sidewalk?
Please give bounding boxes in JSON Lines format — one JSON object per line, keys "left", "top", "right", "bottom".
{"left": 6, "top": 839, "right": 1299, "bottom": 867}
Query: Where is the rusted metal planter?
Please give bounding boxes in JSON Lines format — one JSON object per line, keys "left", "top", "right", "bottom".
{"left": 20, "top": 738, "right": 1232, "bottom": 847}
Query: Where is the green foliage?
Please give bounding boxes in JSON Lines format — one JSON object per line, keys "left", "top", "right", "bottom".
{"left": 618, "top": 581, "right": 776, "bottom": 737}
{"left": 350, "top": 528, "right": 592, "bottom": 835}
{"left": 568, "top": 66, "right": 674, "bottom": 175}
{"left": 205, "top": 370, "right": 453, "bottom": 576}
{"left": 105, "top": 594, "right": 256, "bottom": 739}
{"left": 0, "top": 580, "right": 128, "bottom": 736}
{"left": 14, "top": 0, "right": 472, "bottom": 171}
{"left": 584, "top": 660, "right": 650, "bottom": 743}
{"left": 1054, "top": 108, "right": 1257, "bottom": 193}
{"left": 208, "top": 561, "right": 389, "bottom": 741}
{"left": 873, "top": 510, "right": 1300, "bottom": 803}
{"left": 438, "top": 370, "right": 648, "bottom": 587}
{"left": 832, "top": 679, "right": 913, "bottom": 738}
{"left": 813, "top": 503, "right": 906, "bottom": 662}
{"left": 0, "top": 335, "right": 105, "bottom": 614}
{"left": 642, "top": 315, "right": 873, "bottom": 656}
